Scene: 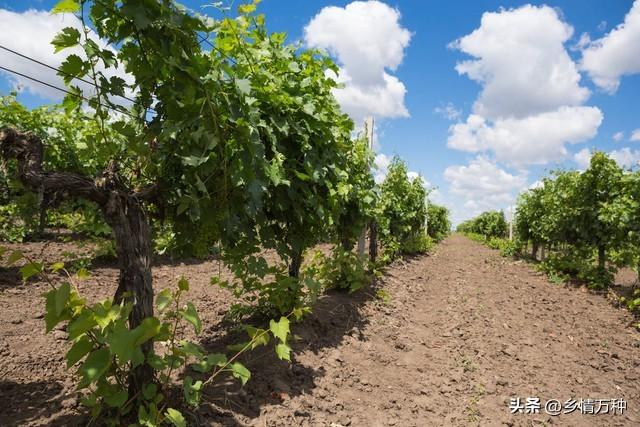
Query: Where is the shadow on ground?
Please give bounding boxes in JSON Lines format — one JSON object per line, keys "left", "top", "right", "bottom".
{"left": 192, "top": 262, "right": 403, "bottom": 426}
{"left": 0, "top": 380, "right": 88, "bottom": 426}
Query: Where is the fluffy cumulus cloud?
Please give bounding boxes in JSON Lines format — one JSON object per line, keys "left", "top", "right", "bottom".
{"left": 304, "top": 1, "right": 411, "bottom": 124}
{"left": 610, "top": 148, "right": 640, "bottom": 169}
{"left": 580, "top": 0, "right": 640, "bottom": 92}
{"left": 446, "top": 4, "right": 602, "bottom": 167}
{"left": 631, "top": 129, "right": 640, "bottom": 142}
{"left": 448, "top": 107, "right": 603, "bottom": 166}
{"left": 613, "top": 131, "right": 625, "bottom": 141}
{"left": 450, "top": 5, "right": 588, "bottom": 120}
{"left": 444, "top": 156, "right": 527, "bottom": 218}
{"left": 0, "top": 9, "right": 132, "bottom": 102}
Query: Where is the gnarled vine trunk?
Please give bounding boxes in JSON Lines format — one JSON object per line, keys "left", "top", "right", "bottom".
{"left": 531, "top": 241, "right": 539, "bottom": 260}
{"left": 369, "top": 220, "right": 378, "bottom": 264}
{"left": 104, "top": 193, "right": 155, "bottom": 393}
{"left": 288, "top": 249, "right": 303, "bottom": 279}
{"left": 598, "top": 244, "right": 606, "bottom": 273}
{"left": 0, "top": 128, "right": 155, "bottom": 393}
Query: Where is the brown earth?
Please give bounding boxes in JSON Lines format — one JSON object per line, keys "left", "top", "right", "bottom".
{"left": 1, "top": 234, "right": 639, "bottom": 426}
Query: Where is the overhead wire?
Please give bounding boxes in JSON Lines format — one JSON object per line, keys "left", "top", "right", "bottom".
{"left": 0, "top": 64, "right": 142, "bottom": 121}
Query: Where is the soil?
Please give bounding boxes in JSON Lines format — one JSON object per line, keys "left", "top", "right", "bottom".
{"left": 1, "top": 234, "right": 639, "bottom": 426}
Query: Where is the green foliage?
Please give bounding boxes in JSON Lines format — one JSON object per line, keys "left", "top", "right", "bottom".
{"left": 303, "top": 247, "right": 370, "bottom": 293}
{"left": 333, "top": 135, "right": 377, "bottom": 249}
{"left": 377, "top": 157, "right": 429, "bottom": 260}
{"left": 514, "top": 151, "right": 638, "bottom": 288}
{"left": 0, "top": 203, "right": 28, "bottom": 242}
{"left": 0, "top": 1, "right": 440, "bottom": 423}
{"left": 401, "top": 231, "right": 435, "bottom": 255}
{"left": 484, "top": 236, "right": 519, "bottom": 257}
{"left": 1, "top": 247, "right": 295, "bottom": 426}
{"left": 426, "top": 203, "right": 451, "bottom": 242}
{"left": 620, "top": 289, "right": 640, "bottom": 314}
{"left": 457, "top": 211, "right": 507, "bottom": 239}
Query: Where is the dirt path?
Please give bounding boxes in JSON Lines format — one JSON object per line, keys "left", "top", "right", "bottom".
{"left": 231, "top": 235, "right": 640, "bottom": 426}
{"left": 1, "top": 235, "right": 639, "bottom": 426}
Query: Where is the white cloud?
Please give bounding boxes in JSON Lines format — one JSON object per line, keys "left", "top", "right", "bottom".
{"left": 574, "top": 147, "right": 592, "bottom": 169}
{"left": 448, "top": 107, "right": 603, "bottom": 166}
{"left": 631, "top": 129, "right": 640, "bottom": 141}
{"left": 0, "top": 9, "right": 132, "bottom": 103}
{"left": 610, "top": 148, "right": 640, "bottom": 169}
{"left": 305, "top": 1, "right": 411, "bottom": 123}
{"left": 444, "top": 156, "right": 527, "bottom": 219}
{"left": 434, "top": 102, "right": 461, "bottom": 121}
{"left": 613, "top": 131, "right": 625, "bottom": 141}
{"left": 598, "top": 21, "right": 608, "bottom": 32}
{"left": 529, "top": 180, "right": 544, "bottom": 190}
{"left": 571, "top": 32, "right": 591, "bottom": 52}
{"left": 581, "top": 0, "right": 640, "bottom": 92}
{"left": 407, "top": 171, "right": 419, "bottom": 181}
{"left": 330, "top": 69, "right": 408, "bottom": 124}
{"left": 450, "top": 4, "right": 589, "bottom": 120}
{"left": 447, "top": 4, "right": 602, "bottom": 168}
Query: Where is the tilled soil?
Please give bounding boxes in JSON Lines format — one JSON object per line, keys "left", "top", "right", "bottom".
{"left": 1, "top": 235, "right": 639, "bottom": 426}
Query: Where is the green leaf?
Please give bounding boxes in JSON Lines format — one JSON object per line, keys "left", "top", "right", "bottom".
{"left": 51, "top": 0, "right": 80, "bottom": 14}
{"left": 177, "top": 340, "right": 205, "bottom": 358}
{"left": 67, "top": 310, "right": 97, "bottom": 340}
{"left": 52, "top": 27, "right": 81, "bottom": 53}
{"left": 142, "top": 383, "right": 157, "bottom": 401}
{"left": 178, "top": 277, "right": 189, "bottom": 291}
{"left": 20, "top": 261, "right": 43, "bottom": 281}
{"left": 62, "top": 87, "right": 82, "bottom": 112}
{"left": 59, "top": 54, "right": 87, "bottom": 84}
{"left": 183, "top": 376, "right": 202, "bottom": 407}
{"left": 121, "top": 2, "right": 152, "bottom": 29}
{"left": 133, "top": 317, "right": 162, "bottom": 346}
{"left": 238, "top": 3, "right": 257, "bottom": 14}
{"left": 192, "top": 353, "right": 227, "bottom": 373}
{"left": 78, "top": 348, "right": 111, "bottom": 387}
{"left": 275, "top": 343, "right": 291, "bottom": 361}
{"left": 156, "top": 289, "right": 173, "bottom": 311}
{"left": 294, "top": 171, "right": 310, "bottom": 181}
{"left": 288, "top": 62, "right": 300, "bottom": 73}
{"left": 182, "top": 156, "right": 207, "bottom": 167}
{"left": 303, "top": 103, "right": 315, "bottom": 115}
{"left": 179, "top": 302, "right": 201, "bottom": 334}
{"left": 7, "top": 250, "right": 23, "bottom": 265}
{"left": 76, "top": 268, "right": 90, "bottom": 280}
{"left": 147, "top": 353, "right": 168, "bottom": 370}
{"left": 54, "top": 282, "right": 71, "bottom": 317}
{"left": 105, "top": 323, "right": 142, "bottom": 366}
{"left": 165, "top": 408, "right": 186, "bottom": 427}
{"left": 66, "top": 336, "right": 93, "bottom": 368}
{"left": 235, "top": 78, "right": 251, "bottom": 95}
{"left": 230, "top": 362, "right": 251, "bottom": 385}
{"left": 104, "top": 389, "right": 128, "bottom": 408}
{"left": 269, "top": 316, "right": 290, "bottom": 343}
{"left": 51, "top": 262, "right": 65, "bottom": 273}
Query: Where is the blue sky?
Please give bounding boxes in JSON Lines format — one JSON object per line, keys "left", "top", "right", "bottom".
{"left": 1, "top": 0, "right": 639, "bottom": 224}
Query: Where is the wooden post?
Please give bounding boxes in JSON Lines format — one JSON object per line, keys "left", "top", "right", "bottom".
{"left": 508, "top": 205, "right": 513, "bottom": 241}
{"left": 425, "top": 196, "right": 429, "bottom": 237}
{"left": 358, "top": 117, "right": 374, "bottom": 258}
